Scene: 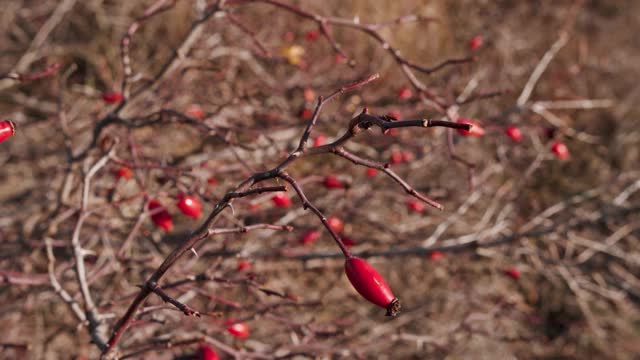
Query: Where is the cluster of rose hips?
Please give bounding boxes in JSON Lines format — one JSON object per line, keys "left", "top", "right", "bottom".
{"left": 455, "top": 118, "right": 570, "bottom": 160}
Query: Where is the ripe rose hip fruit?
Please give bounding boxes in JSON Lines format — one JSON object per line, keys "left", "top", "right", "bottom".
{"left": 456, "top": 118, "right": 485, "bottom": 137}
{"left": 407, "top": 199, "right": 425, "bottom": 213}
{"left": 271, "top": 193, "right": 291, "bottom": 208}
{"left": 551, "top": 141, "right": 570, "bottom": 160}
{"left": 102, "top": 91, "right": 123, "bottom": 104}
{"left": 148, "top": 200, "right": 173, "bottom": 232}
{"left": 397, "top": 87, "right": 412, "bottom": 100}
{"left": 344, "top": 257, "right": 400, "bottom": 316}
{"left": 198, "top": 344, "right": 220, "bottom": 360}
{"left": 327, "top": 216, "right": 344, "bottom": 233}
{"left": 341, "top": 236, "right": 355, "bottom": 247}
{"left": 505, "top": 126, "right": 523, "bottom": 142}
{"left": 0, "top": 120, "right": 16, "bottom": 144}
{"left": 300, "top": 229, "right": 321, "bottom": 245}
{"left": 504, "top": 267, "right": 521, "bottom": 280}
{"left": 390, "top": 150, "right": 404, "bottom": 164}
{"left": 176, "top": 195, "right": 202, "bottom": 219}
{"left": 429, "top": 250, "right": 443, "bottom": 261}
{"left": 401, "top": 150, "right": 415, "bottom": 162}
{"left": 237, "top": 260, "right": 252, "bottom": 271}
{"left": 313, "top": 134, "right": 327, "bottom": 146}
{"left": 299, "top": 108, "right": 312, "bottom": 120}
{"left": 114, "top": 166, "right": 133, "bottom": 180}
{"left": 366, "top": 167, "right": 379, "bottom": 177}
{"left": 226, "top": 320, "right": 250, "bottom": 339}
{"left": 323, "top": 175, "right": 344, "bottom": 189}
{"left": 305, "top": 30, "right": 320, "bottom": 41}
{"left": 186, "top": 104, "right": 205, "bottom": 119}
{"left": 468, "top": 35, "right": 484, "bottom": 51}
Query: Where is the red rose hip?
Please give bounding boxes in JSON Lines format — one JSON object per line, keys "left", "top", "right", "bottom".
{"left": 300, "top": 229, "right": 321, "bottom": 245}
{"left": 0, "top": 120, "right": 16, "bottom": 144}
{"left": 505, "top": 126, "right": 523, "bottom": 142}
{"left": 327, "top": 216, "right": 344, "bottom": 233}
{"left": 344, "top": 257, "right": 400, "bottom": 316}
{"left": 271, "top": 193, "right": 291, "bottom": 208}
{"left": 323, "top": 175, "right": 344, "bottom": 189}
{"left": 102, "top": 91, "right": 123, "bottom": 104}
{"left": 176, "top": 195, "right": 202, "bottom": 219}
{"left": 551, "top": 141, "right": 570, "bottom": 160}
{"left": 198, "top": 344, "right": 220, "bottom": 360}
{"left": 226, "top": 320, "right": 250, "bottom": 339}
{"left": 148, "top": 200, "right": 173, "bottom": 232}
{"left": 468, "top": 35, "right": 484, "bottom": 51}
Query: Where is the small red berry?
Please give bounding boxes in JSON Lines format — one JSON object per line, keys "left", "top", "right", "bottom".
{"left": 335, "top": 54, "right": 347, "bottom": 64}
{"left": 505, "top": 126, "right": 523, "bottom": 142}
{"left": 327, "top": 216, "right": 344, "bottom": 233}
{"left": 271, "top": 193, "right": 292, "bottom": 208}
{"left": 114, "top": 166, "right": 133, "bottom": 180}
{"left": 176, "top": 195, "right": 202, "bottom": 219}
{"left": 305, "top": 30, "right": 320, "bottom": 41}
{"left": 198, "top": 344, "right": 220, "bottom": 360}
{"left": 207, "top": 177, "right": 218, "bottom": 186}
{"left": 390, "top": 150, "right": 404, "bottom": 164}
{"left": 313, "top": 134, "right": 327, "bottom": 146}
{"left": 323, "top": 175, "right": 344, "bottom": 189}
{"left": 344, "top": 257, "right": 400, "bottom": 316}
{"left": 186, "top": 104, "right": 205, "bottom": 119}
{"left": 237, "top": 260, "right": 252, "bottom": 271}
{"left": 456, "top": 118, "right": 485, "bottom": 137}
{"left": 226, "top": 320, "right": 250, "bottom": 339}
{"left": 468, "top": 35, "right": 484, "bottom": 51}
{"left": 341, "top": 236, "right": 355, "bottom": 247}
{"left": 303, "top": 88, "right": 316, "bottom": 102}
{"left": 300, "top": 229, "right": 321, "bottom": 245}
{"left": 148, "top": 200, "right": 173, "bottom": 232}
{"left": 429, "top": 251, "right": 443, "bottom": 261}
{"left": 299, "top": 108, "right": 312, "bottom": 120}
{"left": 401, "top": 150, "right": 415, "bottom": 162}
{"left": 0, "top": 120, "right": 16, "bottom": 144}
{"left": 366, "top": 168, "right": 379, "bottom": 177}
{"left": 102, "top": 91, "right": 123, "bottom": 104}
{"left": 551, "top": 141, "right": 570, "bottom": 160}
{"left": 504, "top": 267, "right": 521, "bottom": 280}
{"left": 407, "top": 200, "right": 425, "bottom": 213}
{"left": 397, "top": 87, "right": 412, "bottom": 100}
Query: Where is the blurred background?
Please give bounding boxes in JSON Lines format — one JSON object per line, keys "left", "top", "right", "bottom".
{"left": 1, "top": 0, "right": 639, "bottom": 359}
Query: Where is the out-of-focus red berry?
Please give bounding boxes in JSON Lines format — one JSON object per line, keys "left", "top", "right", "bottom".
{"left": 397, "top": 87, "right": 413, "bottom": 100}
{"left": 504, "top": 267, "right": 521, "bottom": 280}
{"left": 327, "top": 216, "right": 344, "bottom": 233}
{"left": 114, "top": 166, "right": 133, "bottom": 180}
{"left": 407, "top": 200, "right": 425, "bottom": 213}
{"left": 198, "top": 344, "right": 220, "bottom": 360}
{"left": 366, "top": 168, "right": 379, "bottom": 177}
{"left": 300, "top": 230, "right": 321, "bottom": 245}
{"left": 303, "top": 88, "right": 316, "bottom": 102}
{"left": 186, "top": 104, "right": 205, "bottom": 119}
{"left": 102, "top": 91, "right": 123, "bottom": 104}
{"left": 323, "top": 175, "right": 344, "bottom": 189}
{"left": 468, "top": 35, "right": 484, "bottom": 51}
{"left": 429, "top": 251, "right": 443, "bottom": 261}
{"left": 505, "top": 126, "right": 523, "bottom": 142}
{"left": 401, "top": 150, "right": 415, "bottom": 162}
{"left": 226, "top": 320, "right": 250, "bottom": 339}
{"left": 237, "top": 260, "right": 252, "bottom": 271}
{"left": 305, "top": 30, "right": 320, "bottom": 41}
{"left": 313, "top": 134, "right": 327, "bottom": 146}
{"left": 299, "top": 108, "right": 313, "bottom": 120}
{"left": 0, "top": 120, "right": 16, "bottom": 144}
{"left": 551, "top": 141, "right": 570, "bottom": 160}
{"left": 390, "top": 150, "right": 404, "bottom": 164}
{"left": 207, "top": 177, "right": 218, "bottom": 186}
{"left": 148, "top": 200, "right": 173, "bottom": 232}
{"left": 341, "top": 236, "right": 355, "bottom": 247}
